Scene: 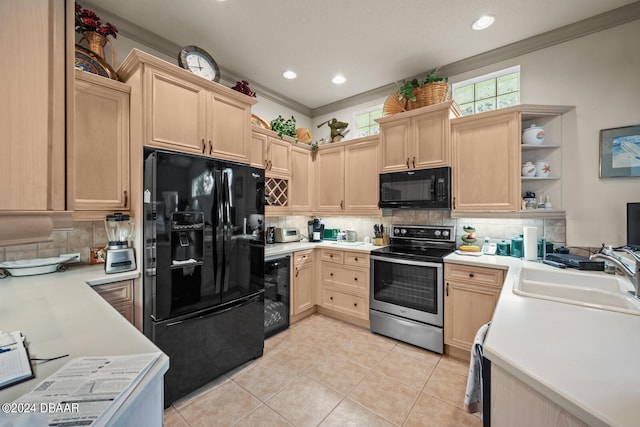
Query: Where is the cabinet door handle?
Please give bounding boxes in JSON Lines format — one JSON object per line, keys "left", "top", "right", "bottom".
{"left": 446, "top": 283, "right": 449, "bottom": 296}
{"left": 469, "top": 273, "right": 475, "bottom": 278}
{"left": 268, "top": 160, "right": 273, "bottom": 170}
{"left": 354, "top": 257, "right": 358, "bottom": 261}
{"left": 123, "top": 190, "right": 128, "bottom": 207}
{"left": 201, "top": 138, "right": 206, "bottom": 154}
{"left": 264, "top": 160, "right": 268, "bottom": 169}
{"left": 330, "top": 272, "right": 334, "bottom": 277}
{"left": 340, "top": 200, "right": 344, "bottom": 210}
{"left": 329, "top": 254, "right": 333, "bottom": 258}
{"left": 353, "top": 302, "right": 358, "bottom": 307}
{"left": 354, "top": 277, "right": 358, "bottom": 282}
{"left": 295, "top": 267, "right": 299, "bottom": 278}
{"left": 330, "top": 296, "right": 334, "bottom": 301}
{"left": 208, "top": 140, "right": 213, "bottom": 155}
{"left": 412, "top": 156, "right": 416, "bottom": 168}
{"left": 406, "top": 157, "right": 410, "bottom": 168}
{"left": 453, "top": 197, "right": 456, "bottom": 209}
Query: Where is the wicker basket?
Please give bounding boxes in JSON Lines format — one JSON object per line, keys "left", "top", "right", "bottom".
{"left": 406, "top": 81, "right": 450, "bottom": 110}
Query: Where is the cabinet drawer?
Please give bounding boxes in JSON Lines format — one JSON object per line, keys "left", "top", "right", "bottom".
{"left": 321, "top": 249, "right": 344, "bottom": 264}
{"left": 344, "top": 252, "right": 369, "bottom": 268}
{"left": 445, "top": 264, "right": 505, "bottom": 288}
{"left": 112, "top": 301, "right": 134, "bottom": 323}
{"left": 93, "top": 280, "right": 133, "bottom": 305}
{"left": 322, "top": 266, "right": 368, "bottom": 293}
{"left": 322, "top": 287, "right": 368, "bottom": 320}
{"left": 293, "top": 249, "right": 313, "bottom": 266}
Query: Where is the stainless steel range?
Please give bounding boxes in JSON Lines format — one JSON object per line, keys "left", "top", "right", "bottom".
{"left": 370, "top": 224, "right": 455, "bottom": 353}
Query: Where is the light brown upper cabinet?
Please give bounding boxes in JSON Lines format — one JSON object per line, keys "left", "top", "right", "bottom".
{"left": 71, "top": 71, "right": 131, "bottom": 218}
{"left": 315, "top": 136, "right": 380, "bottom": 215}
{"left": 450, "top": 104, "right": 572, "bottom": 214}
{"left": 251, "top": 127, "right": 293, "bottom": 178}
{"left": 0, "top": 0, "right": 66, "bottom": 212}
{"left": 289, "top": 144, "right": 314, "bottom": 214}
{"left": 118, "top": 49, "right": 256, "bottom": 164}
{"left": 376, "top": 101, "right": 460, "bottom": 173}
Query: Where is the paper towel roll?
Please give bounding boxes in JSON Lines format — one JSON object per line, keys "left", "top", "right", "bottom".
{"left": 523, "top": 227, "right": 537, "bottom": 260}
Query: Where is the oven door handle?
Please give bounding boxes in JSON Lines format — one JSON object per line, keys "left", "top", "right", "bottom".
{"left": 370, "top": 255, "right": 443, "bottom": 269}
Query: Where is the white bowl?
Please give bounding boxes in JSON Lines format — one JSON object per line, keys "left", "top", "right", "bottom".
{"left": 522, "top": 124, "right": 545, "bottom": 145}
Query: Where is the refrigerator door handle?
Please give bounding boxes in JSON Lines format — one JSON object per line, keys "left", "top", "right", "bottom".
{"left": 164, "top": 293, "right": 262, "bottom": 327}
{"left": 213, "top": 169, "right": 224, "bottom": 295}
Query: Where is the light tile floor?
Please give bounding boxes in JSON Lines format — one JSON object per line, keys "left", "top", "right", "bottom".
{"left": 164, "top": 314, "right": 482, "bottom": 427}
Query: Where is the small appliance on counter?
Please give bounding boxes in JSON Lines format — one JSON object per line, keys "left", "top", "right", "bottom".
{"left": 274, "top": 227, "right": 301, "bottom": 243}
{"left": 104, "top": 213, "right": 136, "bottom": 274}
{"left": 308, "top": 218, "right": 325, "bottom": 242}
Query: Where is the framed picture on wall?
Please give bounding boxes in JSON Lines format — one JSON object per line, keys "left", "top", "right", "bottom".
{"left": 599, "top": 124, "right": 640, "bottom": 178}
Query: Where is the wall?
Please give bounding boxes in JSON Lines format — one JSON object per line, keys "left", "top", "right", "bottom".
{"left": 316, "top": 20, "right": 640, "bottom": 248}
{"left": 0, "top": 221, "right": 107, "bottom": 264}
{"left": 448, "top": 20, "right": 640, "bottom": 247}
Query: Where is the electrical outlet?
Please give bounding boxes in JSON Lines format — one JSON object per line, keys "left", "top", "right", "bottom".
{"left": 62, "top": 253, "right": 81, "bottom": 263}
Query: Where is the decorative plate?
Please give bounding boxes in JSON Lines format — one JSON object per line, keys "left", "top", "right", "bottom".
{"left": 383, "top": 92, "right": 407, "bottom": 116}
{"left": 0, "top": 255, "right": 76, "bottom": 277}
{"left": 74, "top": 44, "right": 118, "bottom": 80}
{"left": 251, "top": 114, "right": 271, "bottom": 130}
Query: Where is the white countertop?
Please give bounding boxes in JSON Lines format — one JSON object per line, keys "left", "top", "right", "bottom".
{"left": 0, "top": 265, "right": 168, "bottom": 421}
{"left": 265, "top": 240, "right": 383, "bottom": 258}
{"left": 444, "top": 253, "right": 640, "bottom": 427}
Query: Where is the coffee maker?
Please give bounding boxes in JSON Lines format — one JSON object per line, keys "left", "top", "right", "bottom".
{"left": 104, "top": 213, "right": 136, "bottom": 274}
{"left": 308, "top": 218, "right": 324, "bottom": 242}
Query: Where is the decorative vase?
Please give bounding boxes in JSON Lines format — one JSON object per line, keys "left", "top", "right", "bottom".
{"left": 83, "top": 31, "right": 107, "bottom": 59}
{"left": 82, "top": 31, "right": 114, "bottom": 66}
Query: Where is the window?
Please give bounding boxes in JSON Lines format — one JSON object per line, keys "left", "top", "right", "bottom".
{"left": 354, "top": 106, "right": 383, "bottom": 137}
{"left": 452, "top": 66, "right": 520, "bottom": 115}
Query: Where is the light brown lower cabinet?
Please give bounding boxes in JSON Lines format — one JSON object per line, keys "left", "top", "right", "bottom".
{"left": 92, "top": 280, "right": 134, "bottom": 324}
{"left": 318, "top": 249, "right": 370, "bottom": 327}
{"left": 292, "top": 250, "right": 314, "bottom": 320}
{"left": 444, "top": 263, "right": 505, "bottom": 361}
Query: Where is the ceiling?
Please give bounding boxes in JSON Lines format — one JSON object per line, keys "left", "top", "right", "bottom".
{"left": 83, "top": 0, "right": 639, "bottom": 114}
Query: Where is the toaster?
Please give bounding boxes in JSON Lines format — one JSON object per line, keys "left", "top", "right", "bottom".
{"left": 274, "top": 227, "right": 301, "bottom": 243}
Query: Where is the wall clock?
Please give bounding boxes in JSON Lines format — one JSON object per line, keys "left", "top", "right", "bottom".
{"left": 178, "top": 45, "right": 220, "bottom": 82}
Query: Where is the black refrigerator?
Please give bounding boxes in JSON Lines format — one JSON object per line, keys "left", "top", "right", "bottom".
{"left": 143, "top": 149, "right": 265, "bottom": 407}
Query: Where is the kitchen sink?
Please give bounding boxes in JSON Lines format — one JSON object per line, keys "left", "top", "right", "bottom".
{"left": 513, "top": 266, "right": 640, "bottom": 315}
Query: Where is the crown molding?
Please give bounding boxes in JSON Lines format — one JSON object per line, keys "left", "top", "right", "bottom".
{"left": 83, "top": 1, "right": 640, "bottom": 119}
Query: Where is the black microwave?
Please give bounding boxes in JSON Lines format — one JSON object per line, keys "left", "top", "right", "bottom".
{"left": 379, "top": 166, "right": 451, "bottom": 210}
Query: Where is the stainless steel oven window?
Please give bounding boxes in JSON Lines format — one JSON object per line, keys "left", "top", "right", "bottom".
{"left": 370, "top": 256, "right": 444, "bottom": 326}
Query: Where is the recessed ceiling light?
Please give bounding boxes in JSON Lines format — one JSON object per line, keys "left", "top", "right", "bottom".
{"left": 283, "top": 70, "right": 297, "bottom": 79}
{"left": 332, "top": 75, "right": 346, "bottom": 85}
{"left": 472, "top": 15, "right": 495, "bottom": 30}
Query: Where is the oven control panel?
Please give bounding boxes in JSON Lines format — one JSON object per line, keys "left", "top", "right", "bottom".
{"left": 391, "top": 225, "right": 454, "bottom": 242}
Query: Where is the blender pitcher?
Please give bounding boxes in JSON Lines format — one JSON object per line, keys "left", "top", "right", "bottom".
{"left": 105, "top": 213, "right": 135, "bottom": 247}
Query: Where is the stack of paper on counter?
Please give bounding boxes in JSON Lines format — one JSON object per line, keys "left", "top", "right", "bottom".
{"left": 13, "top": 352, "right": 161, "bottom": 427}
{"left": 0, "top": 331, "right": 34, "bottom": 389}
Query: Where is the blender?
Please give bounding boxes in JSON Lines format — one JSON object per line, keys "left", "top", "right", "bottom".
{"left": 104, "top": 213, "right": 136, "bottom": 273}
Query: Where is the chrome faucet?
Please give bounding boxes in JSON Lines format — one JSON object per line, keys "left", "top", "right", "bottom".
{"left": 590, "top": 247, "right": 640, "bottom": 297}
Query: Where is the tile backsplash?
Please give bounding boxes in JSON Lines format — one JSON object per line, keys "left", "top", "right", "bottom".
{"left": 266, "top": 211, "right": 568, "bottom": 250}
{"left": 0, "top": 221, "right": 107, "bottom": 264}
{"left": 0, "top": 213, "right": 571, "bottom": 263}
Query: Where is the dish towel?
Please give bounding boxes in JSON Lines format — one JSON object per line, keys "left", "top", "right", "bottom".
{"left": 464, "top": 322, "right": 490, "bottom": 416}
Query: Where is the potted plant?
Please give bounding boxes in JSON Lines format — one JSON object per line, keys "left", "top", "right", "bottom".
{"left": 397, "top": 68, "right": 449, "bottom": 110}
{"left": 269, "top": 115, "right": 297, "bottom": 139}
